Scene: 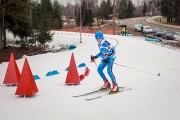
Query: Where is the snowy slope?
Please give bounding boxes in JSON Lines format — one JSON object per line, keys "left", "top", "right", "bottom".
{"left": 0, "top": 31, "right": 180, "bottom": 120}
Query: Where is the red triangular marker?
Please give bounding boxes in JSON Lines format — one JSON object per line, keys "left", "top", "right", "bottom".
{"left": 15, "top": 58, "right": 38, "bottom": 96}
{"left": 3, "top": 53, "right": 20, "bottom": 85}
{"left": 65, "top": 53, "right": 80, "bottom": 85}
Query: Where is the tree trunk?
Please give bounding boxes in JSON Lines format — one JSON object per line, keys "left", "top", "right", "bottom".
{"left": 170, "top": 17, "right": 173, "bottom": 23}
{"left": 0, "top": 0, "right": 3, "bottom": 50}
{"left": 44, "top": 42, "right": 45, "bottom": 52}
{"left": 3, "top": 27, "right": 6, "bottom": 49}
{"left": 167, "top": 17, "right": 170, "bottom": 23}
{"left": 82, "top": 0, "right": 87, "bottom": 26}
{"left": 2, "top": 0, "right": 6, "bottom": 49}
{"left": 113, "top": 0, "right": 116, "bottom": 35}
{"left": 0, "top": 19, "right": 2, "bottom": 50}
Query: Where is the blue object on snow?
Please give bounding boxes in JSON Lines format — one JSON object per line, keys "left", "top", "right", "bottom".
{"left": 68, "top": 45, "right": 77, "bottom": 50}
{"left": 46, "top": 71, "right": 53, "bottom": 76}
{"left": 46, "top": 70, "right": 60, "bottom": 76}
{"left": 78, "top": 63, "right": 86, "bottom": 68}
{"left": 33, "top": 75, "right": 41, "bottom": 80}
{"left": 145, "top": 37, "right": 160, "bottom": 42}
{"left": 53, "top": 70, "right": 59, "bottom": 75}
{"left": 65, "top": 67, "right": 69, "bottom": 71}
{"left": 120, "top": 33, "right": 133, "bottom": 36}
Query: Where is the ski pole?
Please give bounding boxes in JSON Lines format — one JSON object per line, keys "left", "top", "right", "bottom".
{"left": 94, "top": 60, "right": 98, "bottom": 67}
{"left": 113, "top": 62, "right": 160, "bottom": 76}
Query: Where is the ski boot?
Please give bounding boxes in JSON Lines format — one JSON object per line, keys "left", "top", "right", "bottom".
{"left": 99, "top": 79, "right": 111, "bottom": 91}
{"left": 109, "top": 82, "right": 119, "bottom": 94}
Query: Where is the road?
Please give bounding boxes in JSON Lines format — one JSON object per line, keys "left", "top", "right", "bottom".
{"left": 122, "top": 17, "right": 180, "bottom": 32}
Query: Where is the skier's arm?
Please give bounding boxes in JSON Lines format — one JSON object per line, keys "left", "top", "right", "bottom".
{"left": 91, "top": 52, "right": 102, "bottom": 61}
{"left": 95, "top": 52, "right": 102, "bottom": 58}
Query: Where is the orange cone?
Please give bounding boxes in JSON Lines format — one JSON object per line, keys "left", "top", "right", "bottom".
{"left": 15, "top": 58, "right": 38, "bottom": 96}
{"left": 65, "top": 53, "right": 80, "bottom": 85}
{"left": 3, "top": 53, "right": 20, "bottom": 85}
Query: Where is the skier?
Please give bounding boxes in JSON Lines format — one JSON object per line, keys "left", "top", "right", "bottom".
{"left": 91, "top": 31, "right": 119, "bottom": 94}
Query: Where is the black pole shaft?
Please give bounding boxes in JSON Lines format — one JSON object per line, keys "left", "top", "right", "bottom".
{"left": 114, "top": 63, "right": 160, "bottom": 76}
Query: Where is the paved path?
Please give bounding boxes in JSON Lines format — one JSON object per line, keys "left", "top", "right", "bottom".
{"left": 146, "top": 16, "right": 180, "bottom": 29}
{"left": 122, "top": 16, "right": 180, "bottom": 32}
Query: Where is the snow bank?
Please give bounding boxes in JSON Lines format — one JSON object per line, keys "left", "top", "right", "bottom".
{"left": 0, "top": 31, "right": 180, "bottom": 120}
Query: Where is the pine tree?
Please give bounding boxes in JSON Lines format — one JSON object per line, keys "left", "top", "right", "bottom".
{"left": 85, "top": 9, "right": 94, "bottom": 26}
{"left": 142, "top": 1, "right": 147, "bottom": 16}
{"left": 127, "top": 0, "right": 133, "bottom": 18}
{"left": 75, "top": 0, "right": 94, "bottom": 27}
{"left": 159, "top": 0, "right": 180, "bottom": 23}
{"left": 75, "top": 3, "right": 80, "bottom": 26}
{"left": 118, "top": 0, "right": 127, "bottom": 19}
{"left": 31, "top": 0, "right": 53, "bottom": 50}
{"left": 52, "top": 0, "right": 63, "bottom": 28}
{"left": 32, "top": 3, "right": 42, "bottom": 29}
{"left": 97, "top": 0, "right": 109, "bottom": 24}
{"left": 41, "top": 0, "right": 53, "bottom": 28}
{"left": 174, "top": 0, "right": 180, "bottom": 24}
{"left": 107, "top": 0, "right": 113, "bottom": 19}
{"left": 0, "top": 0, "right": 31, "bottom": 49}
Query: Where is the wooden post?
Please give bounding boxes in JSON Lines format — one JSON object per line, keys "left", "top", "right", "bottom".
{"left": 82, "top": 0, "right": 87, "bottom": 27}
{"left": 113, "top": 0, "right": 116, "bottom": 35}
{"left": 80, "top": 0, "right": 83, "bottom": 43}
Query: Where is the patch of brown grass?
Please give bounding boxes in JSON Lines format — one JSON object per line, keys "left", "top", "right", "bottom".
{"left": 162, "top": 41, "right": 180, "bottom": 48}
{"left": 0, "top": 47, "right": 47, "bottom": 63}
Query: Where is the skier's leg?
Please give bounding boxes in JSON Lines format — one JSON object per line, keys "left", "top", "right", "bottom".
{"left": 107, "top": 60, "right": 119, "bottom": 93}
{"left": 107, "top": 61, "right": 116, "bottom": 83}
{"left": 97, "top": 61, "right": 110, "bottom": 90}
{"left": 97, "top": 61, "right": 108, "bottom": 80}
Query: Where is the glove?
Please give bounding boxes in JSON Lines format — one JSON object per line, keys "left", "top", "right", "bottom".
{"left": 91, "top": 55, "right": 97, "bottom": 61}
{"left": 103, "top": 58, "right": 110, "bottom": 63}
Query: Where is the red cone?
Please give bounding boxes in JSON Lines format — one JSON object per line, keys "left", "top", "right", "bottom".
{"left": 65, "top": 53, "right": 80, "bottom": 85}
{"left": 15, "top": 58, "right": 38, "bottom": 96}
{"left": 3, "top": 53, "right": 20, "bottom": 85}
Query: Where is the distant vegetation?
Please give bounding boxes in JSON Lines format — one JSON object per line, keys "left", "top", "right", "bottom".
{"left": 154, "top": 17, "right": 167, "bottom": 23}
{"left": 0, "top": 0, "right": 180, "bottom": 51}
{"left": 153, "top": 0, "right": 180, "bottom": 24}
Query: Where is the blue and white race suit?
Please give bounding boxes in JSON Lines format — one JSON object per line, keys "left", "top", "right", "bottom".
{"left": 95, "top": 39, "right": 116, "bottom": 83}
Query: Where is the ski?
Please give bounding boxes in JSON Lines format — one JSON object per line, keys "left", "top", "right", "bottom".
{"left": 72, "top": 86, "right": 126, "bottom": 98}
{"left": 85, "top": 88, "right": 132, "bottom": 101}
{"left": 72, "top": 90, "right": 100, "bottom": 97}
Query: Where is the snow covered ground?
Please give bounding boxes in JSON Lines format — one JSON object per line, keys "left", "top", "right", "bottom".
{"left": 1, "top": 31, "right": 180, "bottom": 120}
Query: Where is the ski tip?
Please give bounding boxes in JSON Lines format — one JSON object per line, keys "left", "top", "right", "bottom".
{"left": 128, "top": 88, "right": 132, "bottom": 90}
{"left": 85, "top": 96, "right": 101, "bottom": 101}
{"left": 72, "top": 96, "right": 78, "bottom": 97}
